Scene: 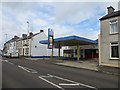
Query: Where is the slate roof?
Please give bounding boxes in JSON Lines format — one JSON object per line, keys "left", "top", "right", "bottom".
{"left": 100, "top": 10, "right": 120, "bottom": 20}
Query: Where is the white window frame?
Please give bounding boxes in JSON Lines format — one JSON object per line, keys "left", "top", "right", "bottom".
{"left": 109, "top": 20, "right": 118, "bottom": 34}
{"left": 110, "top": 42, "right": 119, "bottom": 59}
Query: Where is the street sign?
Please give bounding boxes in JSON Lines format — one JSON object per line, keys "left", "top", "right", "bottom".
{"left": 48, "top": 28, "right": 54, "bottom": 49}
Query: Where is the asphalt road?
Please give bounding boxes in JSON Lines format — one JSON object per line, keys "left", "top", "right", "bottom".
{"left": 2, "top": 57, "right": 119, "bottom": 89}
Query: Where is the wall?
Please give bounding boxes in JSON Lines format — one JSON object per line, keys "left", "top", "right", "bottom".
{"left": 100, "top": 17, "right": 119, "bottom": 67}
{"left": 31, "top": 32, "right": 63, "bottom": 58}
{"left": 118, "top": 13, "right": 120, "bottom": 61}
{"left": 16, "top": 40, "right": 23, "bottom": 56}
{"left": 31, "top": 33, "right": 47, "bottom": 57}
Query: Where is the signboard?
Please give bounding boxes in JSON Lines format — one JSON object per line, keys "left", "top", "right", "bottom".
{"left": 48, "top": 28, "right": 54, "bottom": 49}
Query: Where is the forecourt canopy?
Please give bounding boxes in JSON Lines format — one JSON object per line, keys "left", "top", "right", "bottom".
{"left": 39, "top": 35, "right": 97, "bottom": 46}
{"left": 39, "top": 35, "right": 97, "bottom": 60}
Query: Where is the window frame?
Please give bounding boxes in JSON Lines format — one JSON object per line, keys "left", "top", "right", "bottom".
{"left": 109, "top": 20, "right": 118, "bottom": 34}
{"left": 110, "top": 42, "right": 119, "bottom": 59}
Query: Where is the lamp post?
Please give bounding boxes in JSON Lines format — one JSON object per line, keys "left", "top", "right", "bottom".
{"left": 27, "top": 21, "right": 29, "bottom": 36}
{"left": 26, "top": 21, "right": 29, "bottom": 57}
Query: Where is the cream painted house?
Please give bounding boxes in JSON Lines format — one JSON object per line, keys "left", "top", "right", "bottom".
{"left": 99, "top": 6, "right": 120, "bottom": 68}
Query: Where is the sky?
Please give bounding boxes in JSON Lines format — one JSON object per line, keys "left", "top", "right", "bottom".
{"left": 0, "top": 0, "right": 119, "bottom": 49}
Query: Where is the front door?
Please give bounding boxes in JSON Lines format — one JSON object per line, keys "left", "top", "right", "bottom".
{"left": 23, "top": 48, "right": 24, "bottom": 56}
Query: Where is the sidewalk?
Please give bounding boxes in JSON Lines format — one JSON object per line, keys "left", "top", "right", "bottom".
{"left": 55, "top": 60, "right": 98, "bottom": 71}
{"left": 25, "top": 58, "right": 119, "bottom": 75}
{"left": 25, "top": 58, "right": 98, "bottom": 71}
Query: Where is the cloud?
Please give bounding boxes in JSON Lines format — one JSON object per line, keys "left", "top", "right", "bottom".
{"left": 54, "top": 2, "right": 96, "bottom": 24}
{"left": 42, "top": 24, "right": 74, "bottom": 38}
{"left": 54, "top": 2, "right": 118, "bottom": 24}
{"left": 33, "top": 19, "right": 49, "bottom": 28}
{"left": 1, "top": 1, "right": 119, "bottom": 50}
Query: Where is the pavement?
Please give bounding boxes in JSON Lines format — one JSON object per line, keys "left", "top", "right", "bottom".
{"left": 26, "top": 58, "right": 99, "bottom": 71}
{"left": 25, "top": 58, "right": 119, "bottom": 76}
{"left": 55, "top": 60, "right": 98, "bottom": 71}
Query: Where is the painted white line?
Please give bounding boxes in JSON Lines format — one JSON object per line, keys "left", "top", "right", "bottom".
{"left": 48, "top": 74, "right": 97, "bottom": 89}
{"left": 17, "top": 65, "right": 37, "bottom": 73}
{"left": 41, "top": 75, "right": 53, "bottom": 78}
{"left": 18, "top": 65, "right": 31, "bottom": 72}
{"left": 2, "top": 60, "right": 13, "bottom": 65}
{"left": 2, "top": 60, "right": 8, "bottom": 62}
{"left": 22, "top": 66, "right": 38, "bottom": 73}
{"left": 31, "top": 71, "right": 38, "bottom": 73}
{"left": 59, "top": 83, "right": 79, "bottom": 86}
{"left": 7, "top": 61, "right": 13, "bottom": 65}
{"left": 38, "top": 76, "right": 65, "bottom": 90}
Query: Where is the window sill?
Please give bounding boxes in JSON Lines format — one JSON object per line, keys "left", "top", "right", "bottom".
{"left": 109, "top": 33, "right": 119, "bottom": 35}
{"left": 109, "top": 58, "right": 120, "bottom": 60}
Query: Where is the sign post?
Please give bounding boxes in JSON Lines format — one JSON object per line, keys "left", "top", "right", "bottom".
{"left": 48, "top": 28, "right": 54, "bottom": 58}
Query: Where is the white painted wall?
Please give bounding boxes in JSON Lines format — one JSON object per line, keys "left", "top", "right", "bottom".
{"left": 31, "top": 32, "right": 63, "bottom": 57}
{"left": 31, "top": 32, "right": 47, "bottom": 57}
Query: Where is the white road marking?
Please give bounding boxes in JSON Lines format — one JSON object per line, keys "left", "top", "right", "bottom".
{"left": 31, "top": 71, "right": 38, "bottom": 73}
{"left": 23, "top": 66, "right": 38, "bottom": 73}
{"left": 7, "top": 61, "right": 13, "bottom": 65}
{"left": 38, "top": 76, "right": 65, "bottom": 90}
{"left": 18, "top": 65, "right": 31, "bottom": 72}
{"left": 2, "top": 60, "right": 13, "bottom": 65}
{"left": 41, "top": 75, "right": 53, "bottom": 78}
{"left": 2, "top": 60, "right": 8, "bottom": 62}
{"left": 17, "top": 65, "right": 37, "bottom": 73}
{"left": 59, "top": 83, "right": 79, "bottom": 86}
{"left": 48, "top": 74, "right": 97, "bottom": 89}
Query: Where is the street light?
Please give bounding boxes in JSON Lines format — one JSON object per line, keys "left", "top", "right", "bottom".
{"left": 26, "top": 21, "right": 29, "bottom": 57}
{"left": 27, "top": 21, "right": 29, "bottom": 36}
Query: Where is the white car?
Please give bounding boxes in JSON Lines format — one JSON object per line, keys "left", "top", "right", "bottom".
{"left": 10, "top": 52, "right": 19, "bottom": 58}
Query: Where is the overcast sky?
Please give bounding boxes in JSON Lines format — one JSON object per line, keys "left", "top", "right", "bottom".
{"left": 0, "top": 0, "right": 119, "bottom": 49}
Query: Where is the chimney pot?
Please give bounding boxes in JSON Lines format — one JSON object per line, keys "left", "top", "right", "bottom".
{"left": 40, "top": 30, "right": 44, "bottom": 33}
{"left": 14, "top": 35, "right": 19, "bottom": 39}
{"left": 29, "top": 32, "right": 33, "bottom": 36}
{"left": 22, "top": 34, "right": 27, "bottom": 38}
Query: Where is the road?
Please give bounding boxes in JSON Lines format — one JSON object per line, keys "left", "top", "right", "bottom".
{"left": 2, "top": 57, "right": 119, "bottom": 89}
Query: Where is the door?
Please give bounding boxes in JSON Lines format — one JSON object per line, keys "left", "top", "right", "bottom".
{"left": 23, "top": 48, "right": 24, "bottom": 56}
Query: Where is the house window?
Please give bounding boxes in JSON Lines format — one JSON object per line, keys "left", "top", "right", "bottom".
{"left": 110, "top": 42, "right": 119, "bottom": 59}
{"left": 110, "top": 20, "right": 118, "bottom": 34}
{"left": 25, "top": 48, "right": 29, "bottom": 54}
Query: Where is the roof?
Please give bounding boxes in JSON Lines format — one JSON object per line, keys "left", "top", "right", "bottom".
{"left": 21, "top": 32, "right": 40, "bottom": 40}
{"left": 40, "top": 35, "right": 97, "bottom": 47}
{"left": 100, "top": 10, "right": 120, "bottom": 20}
{"left": 5, "top": 37, "right": 19, "bottom": 44}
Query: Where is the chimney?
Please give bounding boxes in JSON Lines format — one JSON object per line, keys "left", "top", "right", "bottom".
{"left": 107, "top": 6, "right": 115, "bottom": 14}
{"left": 29, "top": 32, "right": 33, "bottom": 36}
{"left": 22, "top": 34, "right": 27, "bottom": 38}
{"left": 40, "top": 30, "right": 44, "bottom": 33}
{"left": 14, "top": 35, "right": 19, "bottom": 39}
